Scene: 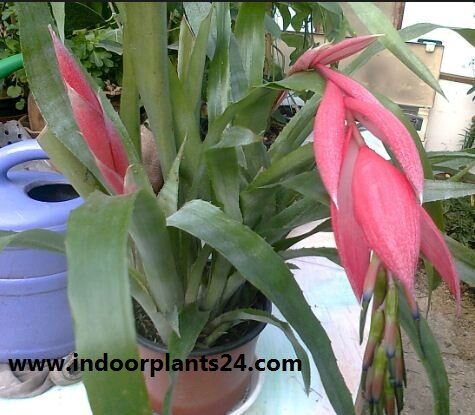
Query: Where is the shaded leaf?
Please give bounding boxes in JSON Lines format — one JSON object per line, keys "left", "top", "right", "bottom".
{"left": 66, "top": 192, "right": 150, "bottom": 415}
{"left": 234, "top": 3, "right": 266, "bottom": 89}
{"left": 0, "top": 229, "right": 65, "bottom": 253}
{"left": 399, "top": 293, "right": 450, "bottom": 415}
{"left": 167, "top": 200, "right": 355, "bottom": 415}
{"left": 423, "top": 179, "right": 475, "bottom": 203}
{"left": 445, "top": 236, "right": 475, "bottom": 287}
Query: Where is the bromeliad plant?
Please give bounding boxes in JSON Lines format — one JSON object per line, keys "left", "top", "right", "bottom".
{"left": 9, "top": 2, "right": 475, "bottom": 415}
{"left": 289, "top": 38, "right": 461, "bottom": 413}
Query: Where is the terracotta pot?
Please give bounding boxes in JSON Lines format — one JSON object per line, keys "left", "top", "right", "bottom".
{"left": 138, "top": 302, "right": 270, "bottom": 415}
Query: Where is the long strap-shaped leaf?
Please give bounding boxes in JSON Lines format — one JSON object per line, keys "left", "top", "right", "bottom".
{"left": 423, "top": 180, "right": 475, "bottom": 203}
{"left": 0, "top": 229, "right": 65, "bottom": 253}
{"left": 123, "top": 3, "right": 177, "bottom": 178}
{"left": 398, "top": 294, "right": 450, "bottom": 415}
{"left": 445, "top": 236, "right": 475, "bottom": 287}
{"left": 66, "top": 191, "right": 150, "bottom": 415}
{"left": 130, "top": 191, "right": 183, "bottom": 316}
{"left": 234, "top": 2, "right": 267, "bottom": 90}
{"left": 167, "top": 200, "right": 355, "bottom": 415}
{"left": 207, "top": 2, "right": 231, "bottom": 124}
{"left": 205, "top": 308, "right": 311, "bottom": 392}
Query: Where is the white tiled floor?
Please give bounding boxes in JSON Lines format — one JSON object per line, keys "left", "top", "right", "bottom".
{"left": 0, "top": 227, "right": 365, "bottom": 415}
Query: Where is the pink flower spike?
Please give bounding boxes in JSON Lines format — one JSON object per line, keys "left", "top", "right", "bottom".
{"left": 100, "top": 101, "right": 130, "bottom": 178}
{"left": 316, "top": 65, "right": 380, "bottom": 105}
{"left": 420, "top": 207, "right": 461, "bottom": 314}
{"left": 94, "top": 158, "right": 125, "bottom": 195}
{"left": 288, "top": 44, "right": 331, "bottom": 75}
{"left": 50, "top": 27, "right": 130, "bottom": 194}
{"left": 344, "top": 96, "right": 424, "bottom": 200}
{"left": 67, "top": 87, "right": 116, "bottom": 171}
{"left": 352, "top": 147, "right": 421, "bottom": 294}
{"left": 332, "top": 139, "right": 371, "bottom": 300}
{"left": 49, "top": 27, "right": 100, "bottom": 112}
{"left": 313, "top": 80, "right": 346, "bottom": 205}
{"left": 314, "top": 35, "right": 382, "bottom": 66}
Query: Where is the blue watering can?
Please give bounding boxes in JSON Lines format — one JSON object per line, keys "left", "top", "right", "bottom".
{"left": 0, "top": 140, "right": 82, "bottom": 361}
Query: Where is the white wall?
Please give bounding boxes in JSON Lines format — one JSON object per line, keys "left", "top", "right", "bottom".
{"left": 402, "top": 2, "right": 475, "bottom": 150}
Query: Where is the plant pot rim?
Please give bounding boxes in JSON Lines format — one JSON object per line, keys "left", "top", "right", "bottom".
{"left": 137, "top": 298, "right": 272, "bottom": 357}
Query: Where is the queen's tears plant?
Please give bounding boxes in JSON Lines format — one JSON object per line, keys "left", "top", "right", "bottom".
{"left": 1, "top": 2, "right": 473, "bottom": 415}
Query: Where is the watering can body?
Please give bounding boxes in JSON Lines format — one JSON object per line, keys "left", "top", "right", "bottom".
{"left": 0, "top": 140, "right": 82, "bottom": 361}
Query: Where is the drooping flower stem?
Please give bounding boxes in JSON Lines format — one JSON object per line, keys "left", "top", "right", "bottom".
{"left": 359, "top": 269, "right": 406, "bottom": 414}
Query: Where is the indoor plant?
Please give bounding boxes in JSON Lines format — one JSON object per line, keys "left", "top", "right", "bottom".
{"left": 4, "top": 2, "right": 475, "bottom": 415}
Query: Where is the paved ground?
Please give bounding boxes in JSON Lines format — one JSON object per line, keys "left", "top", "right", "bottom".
{"left": 403, "top": 278, "right": 475, "bottom": 415}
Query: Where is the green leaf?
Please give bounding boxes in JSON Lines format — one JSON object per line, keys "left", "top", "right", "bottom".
{"left": 318, "top": 2, "right": 343, "bottom": 15}
{"left": 250, "top": 143, "right": 315, "bottom": 189}
{"left": 234, "top": 3, "right": 266, "bottom": 89}
{"left": 0, "top": 229, "right": 65, "bottom": 253}
{"left": 445, "top": 236, "right": 475, "bottom": 287}
{"left": 119, "top": 14, "right": 140, "bottom": 155}
{"left": 229, "top": 34, "right": 248, "bottom": 102}
{"left": 178, "top": 16, "right": 194, "bottom": 81}
{"left": 96, "top": 40, "right": 123, "bottom": 55}
{"left": 66, "top": 192, "right": 150, "bottom": 415}
{"left": 233, "top": 88, "right": 280, "bottom": 134}
{"left": 162, "top": 304, "right": 210, "bottom": 415}
{"left": 269, "top": 93, "right": 320, "bottom": 162}
{"left": 129, "top": 268, "right": 174, "bottom": 343}
{"left": 183, "top": 2, "right": 214, "bottom": 55}
{"left": 278, "top": 171, "right": 329, "bottom": 204}
{"left": 345, "top": 24, "right": 475, "bottom": 75}
{"left": 192, "top": 86, "right": 280, "bottom": 199}
{"left": 273, "top": 219, "right": 332, "bottom": 251}
{"left": 167, "top": 200, "right": 355, "bottom": 415}
{"left": 206, "top": 146, "right": 242, "bottom": 222}
{"left": 427, "top": 150, "right": 475, "bottom": 163}
{"left": 184, "top": 9, "right": 212, "bottom": 118}
{"left": 6, "top": 84, "right": 21, "bottom": 98}
{"left": 280, "top": 247, "right": 340, "bottom": 265}
{"left": 266, "top": 71, "right": 325, "bottom": 93}
{"left": 205, "top": 86, "right": 279, "bottom": 147}
{"left": 50, "top": 2, "right": 65, "bottom": 42}
{"left": 257, "top": 198, "right": 329, "bottom": 241}
{"left": 130, "top": 190, "right": 183, "bottom": 316}
{"left": 453, "top": 27, "right": 475, "bottom": 46}
{"left": 123, "top": 3, "right": 176, "bottom": 178}
{"left": 206, "top": 309, "right": 311, "bottom": 392}
{"left": 348, "top": 2, "right": 444, "bottom": 95}
{"left": 157, "top": 139, "right": 186, "bottom": 217}
{"left": 167, "top": 62, "right": 202, "bottom": 192}
{"left": 214, "top": 126, "right": 262, "bottom": 148}
{"left": 264, "top": 14, "right": 281, "bottom": 39}
{"left": 399, "top": 293, "right": 449, "bottom": 415}
{"left": 207, "top": 2, "right": 231, "bottom": 124}
{"left": 344, "top": 23, "right": 443, "bottom": 75}
{"left": 424, "top": 179, "right": 475, "bottom": 203}
{"left": 277, "top": 3, "right": 292, "bottom": 31}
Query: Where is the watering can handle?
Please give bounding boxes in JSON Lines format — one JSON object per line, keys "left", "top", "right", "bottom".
{"left": 0, "top": 140, "right": 48, "bottom": 181}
